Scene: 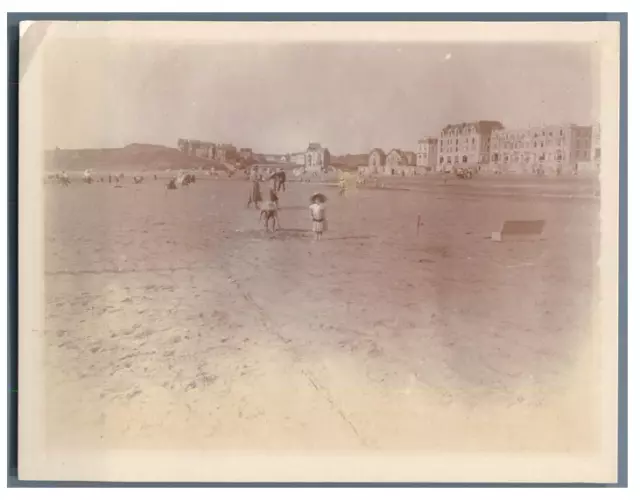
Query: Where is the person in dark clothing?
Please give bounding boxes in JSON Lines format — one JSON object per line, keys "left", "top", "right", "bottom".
{"left": 277, "top": 169, "right": 287, "bottom": 192}
{"left": 247, "top": 177, "right": 262, "bottom": 209}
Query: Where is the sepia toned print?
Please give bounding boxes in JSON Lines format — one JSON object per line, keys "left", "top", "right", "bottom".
{"left": 18, "top": 21, "right": 620, "bottom": 482}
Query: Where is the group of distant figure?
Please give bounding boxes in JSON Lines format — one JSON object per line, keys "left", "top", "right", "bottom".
{"left": 247, "top": 166, "right": 287, "bottom": 232}
{"left": 246, "top": 165, "right": 329, "bottom": 240}
{"left": 165, "top": 172, "right": 196, "bottom": 190}
{"left": 47, "top": 170, "right": 139, "bottom": 186}
{"left": 49, "top": 164, "right": 335, "bottom": 239}
{"left": 47, "top": 169, "right": 200, "bottom": 188}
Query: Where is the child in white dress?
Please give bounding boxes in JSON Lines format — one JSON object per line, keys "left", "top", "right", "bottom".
{"left": 309, "top": 193, "right": 327, "bottom": 241}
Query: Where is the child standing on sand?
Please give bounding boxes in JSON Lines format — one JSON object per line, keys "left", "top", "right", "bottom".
{"left": 309, "top": 193, "right": 328, "bottom": 241}
{"left": 260, "top": 188, "right": 280, "bottom": 232}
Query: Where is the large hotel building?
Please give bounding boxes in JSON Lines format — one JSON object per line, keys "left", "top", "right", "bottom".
{"left": 437, "top": 121, "right": 503, "bottom": 169}
{"left": 435, "top": 121, "right": 595, "bottom": 173}
{"left": 489, "top": 123, "right": 593, "bottom": 173}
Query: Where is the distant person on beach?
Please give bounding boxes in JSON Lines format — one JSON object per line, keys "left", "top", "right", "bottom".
{"left": 276, "top": 168, "right": 286, "bottom": 192}
{"left": 247, "top": 176, "right": 262, "bottom": 209}
{"left": 309, "top": 193, "right": 328, "bottom": 241}
{"left": 166, "top": 177, "right": 177, "bottom": 190}
{"left": 338, "top": 177, "right": 347, "bottom": 196}
{"left": 59, "top": 171, "right": 70, "bottom": 186}
{"left": 269, "top": 170, "right": 279, "bottom": 191}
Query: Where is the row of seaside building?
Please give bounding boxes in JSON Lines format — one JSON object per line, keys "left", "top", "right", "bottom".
{"left": 176, "top": 138, "right": 331, "bottom": 170}
{"left": 362, "top": 120, "right": 601, "bottom": 176}
{"left": 177, "top": 120, "right": 602, "bottom": 177}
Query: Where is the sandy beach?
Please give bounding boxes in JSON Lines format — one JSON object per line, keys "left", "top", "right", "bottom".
{"left": 41, "top": 175, "right": 601, "bottom": 454}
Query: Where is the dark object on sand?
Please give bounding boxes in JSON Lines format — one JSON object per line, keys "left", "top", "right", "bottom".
{"left": 166, "top": 178, "right": 178, "bottom": 190}
{"left": 133, "top": 175, "right": 144, "bottom": 184}
{"left": 456, "top": 167, "right": 473, "bottom": 179}
{"left": 492, "top": 219, "right": 545, "bottom": 242}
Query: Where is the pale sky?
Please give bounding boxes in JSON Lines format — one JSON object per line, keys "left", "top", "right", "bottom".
{"left": 40, "top": 39, "right": 599, "bottom": 155}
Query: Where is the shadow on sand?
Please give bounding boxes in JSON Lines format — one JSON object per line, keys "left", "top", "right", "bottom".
{"left": 324, "top": 235, "right": 373, "bottom": 241}
{"left": 234, "top": 228, "right": 374, "bottom": 242}
{"left": 278, "top": 205, "right": 310, "bottom": 211}
{"left": 277, "top": 229, "right": 373, "bottom": 241}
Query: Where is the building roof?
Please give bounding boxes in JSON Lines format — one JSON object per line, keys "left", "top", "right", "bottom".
{"left": 441, "top": 121, "right": 504, "bottom": 134}
{"left": 489, "top": 123, "right": 593, "bottom": 138}
{"left": 388, "top": 149, "right": 408, "bottom": 161}
{"left": 307, "top": 142, "right": 323, "bottom": 151}
{"left": 418, "top": 137, "right": 438, "bottom": 144}
{"left": 369, "top": 148, "right": 386, "bottom": 157}
{"left": 180, "top": 139, "right": 216, "bottom": 146}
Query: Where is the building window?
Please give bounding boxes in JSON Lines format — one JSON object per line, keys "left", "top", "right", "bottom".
{"left": 462, "top": 155, "right": 468, "bottom": 163}
{"left": 439, "top": 156, "right": 444, "bottom": 164}
{"left": 492, "top": 153, "right": 499, "bottom": 162}
{"left": 534, "top": 141, "right": 537, "bottom": 147}
{"left": 447, "top": 156, "right": 451, "bottom": 164}
{"left": 503, "top": 155, "right": 509, "bottom": 163}
{"left": 472, "top": 138, "right": 475, "bottom": 145}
